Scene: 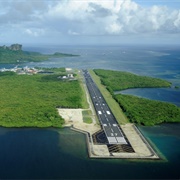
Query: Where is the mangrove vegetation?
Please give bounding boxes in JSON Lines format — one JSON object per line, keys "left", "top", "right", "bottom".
{"left": 93, "top": 69, "right": 180, "bottom": 126}
{"left": 94, "top": 69, "right": 171, "bottom": 91}
{"left": 115, "top": 94, "right": 180, "bottom": 126}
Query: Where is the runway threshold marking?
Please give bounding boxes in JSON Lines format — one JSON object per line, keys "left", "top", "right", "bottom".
{"left": 106, "top": 111, "right": 111, "bottom": 115}
{"left": 98, "top": 111, "right": 102, "bottom": 115}
{"left": 107, "top": 137, "right": 117, "bottom": 144}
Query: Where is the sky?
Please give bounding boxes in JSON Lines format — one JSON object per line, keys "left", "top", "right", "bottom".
{"left": 0, "top": 0, "right": 180, "bottom": 45}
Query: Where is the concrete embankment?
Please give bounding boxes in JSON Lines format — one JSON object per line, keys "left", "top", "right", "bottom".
{"left": 72, "top": 123, "right": 159, "bottom": 159}
{"left": 58, "top": 108, "right": 160, "bottom": 159}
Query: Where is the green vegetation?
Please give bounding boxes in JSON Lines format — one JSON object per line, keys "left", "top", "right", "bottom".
{"left": 82, "top": 110, "right": 92, "bottom": 116}
{"left": 94, "top": 69, "right": 171, "bottom": 91}
{"left": 0, "top": 48, "right": 78, "bottom": 64}
{"left": 83, "top": 117, "right": 93, "bottom": 124}
{"left": 38, "top": 67, "right": 66, "bottom": 73}
{"left": 93, "top": 69, "right": 180, "bottom": 126}
{"left": 77, "top": 70, "right": 89, "bottom": 109}
{"left": 82, "top": 110, "right": 93, "bottom": 124}
{"left": 115, "top": 94, "right": 180, "bottom": 126}
{"left": 0, "top": 69, "right": 83, "bottom": 127}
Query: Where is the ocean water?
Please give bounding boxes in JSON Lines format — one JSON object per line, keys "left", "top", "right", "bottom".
{"left": 0, "top": 45, "right": 180, "bottom": 179}
{"left": 0, "top": 126, "right": 179, "bottom": 179}
{"left": 2, "top": 45, "right": 180, "bottom": 84}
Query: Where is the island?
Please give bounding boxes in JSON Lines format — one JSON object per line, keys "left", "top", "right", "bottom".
{"left": 1, "top": 67, "right": 179, "bottom": 159}
{"left": 0, "top": 44, "right": 78, "bottom": 64}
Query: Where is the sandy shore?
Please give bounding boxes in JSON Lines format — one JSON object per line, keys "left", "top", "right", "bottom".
{"left": 58, "top": 108, "right": 159, "bottom": 159}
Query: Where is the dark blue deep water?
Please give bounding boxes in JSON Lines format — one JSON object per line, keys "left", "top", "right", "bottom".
{"left": 0, "top": 126, "right": 179, "bottom": 179}
{"left": 0, "top": 45, "right": 180, "bottom": 179}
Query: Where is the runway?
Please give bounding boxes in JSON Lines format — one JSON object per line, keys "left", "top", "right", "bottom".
{"left": 83, "top": 69, "right": 127, "bottom": 144}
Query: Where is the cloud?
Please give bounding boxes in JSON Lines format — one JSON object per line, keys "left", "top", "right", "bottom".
{"left": 88, "top": 3, "right": 112, "bottom": 17}
{"left": 0, "top": 0, "right": 47, "bottom": 24}
{"left": 0, "top": 0, "right": 180, "bottom": 44}
{"left": 106, "top": 23, "right": 123, "bottom": 34}
{"left": 68, "top": 30, "right": 79, "bottom": 35}
{"left": 44, "top": 0, "right": 180, "bottom": 35}
{"left": 24, "top": 28, "right": 45, "bottom": 37}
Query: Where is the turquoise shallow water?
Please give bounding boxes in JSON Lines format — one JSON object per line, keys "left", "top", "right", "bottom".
{"left": 0, "top": 45, "right": 179, "bottom": 179}
{"left": 139, "top": 123, "right": 180, "bottom": 161}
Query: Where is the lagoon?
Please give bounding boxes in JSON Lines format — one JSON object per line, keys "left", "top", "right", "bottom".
{"left": 116, "top": 87, "right": 180, "bottom": 107}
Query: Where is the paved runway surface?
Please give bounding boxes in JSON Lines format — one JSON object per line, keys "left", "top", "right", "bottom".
{"left": 83, "top": 70, "right": 127, "bottom": 144}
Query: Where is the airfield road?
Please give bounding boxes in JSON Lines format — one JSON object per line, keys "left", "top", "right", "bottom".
{"left": 83, "top": 69, "right": 127, "bottom": 145}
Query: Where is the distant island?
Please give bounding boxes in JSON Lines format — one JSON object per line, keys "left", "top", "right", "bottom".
{"left": 0, "top": 44, "right": 78, "bottom": 64}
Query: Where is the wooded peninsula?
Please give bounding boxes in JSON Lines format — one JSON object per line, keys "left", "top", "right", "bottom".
{"left": 94, "top": 69, "right": 180, "bottom": 126}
